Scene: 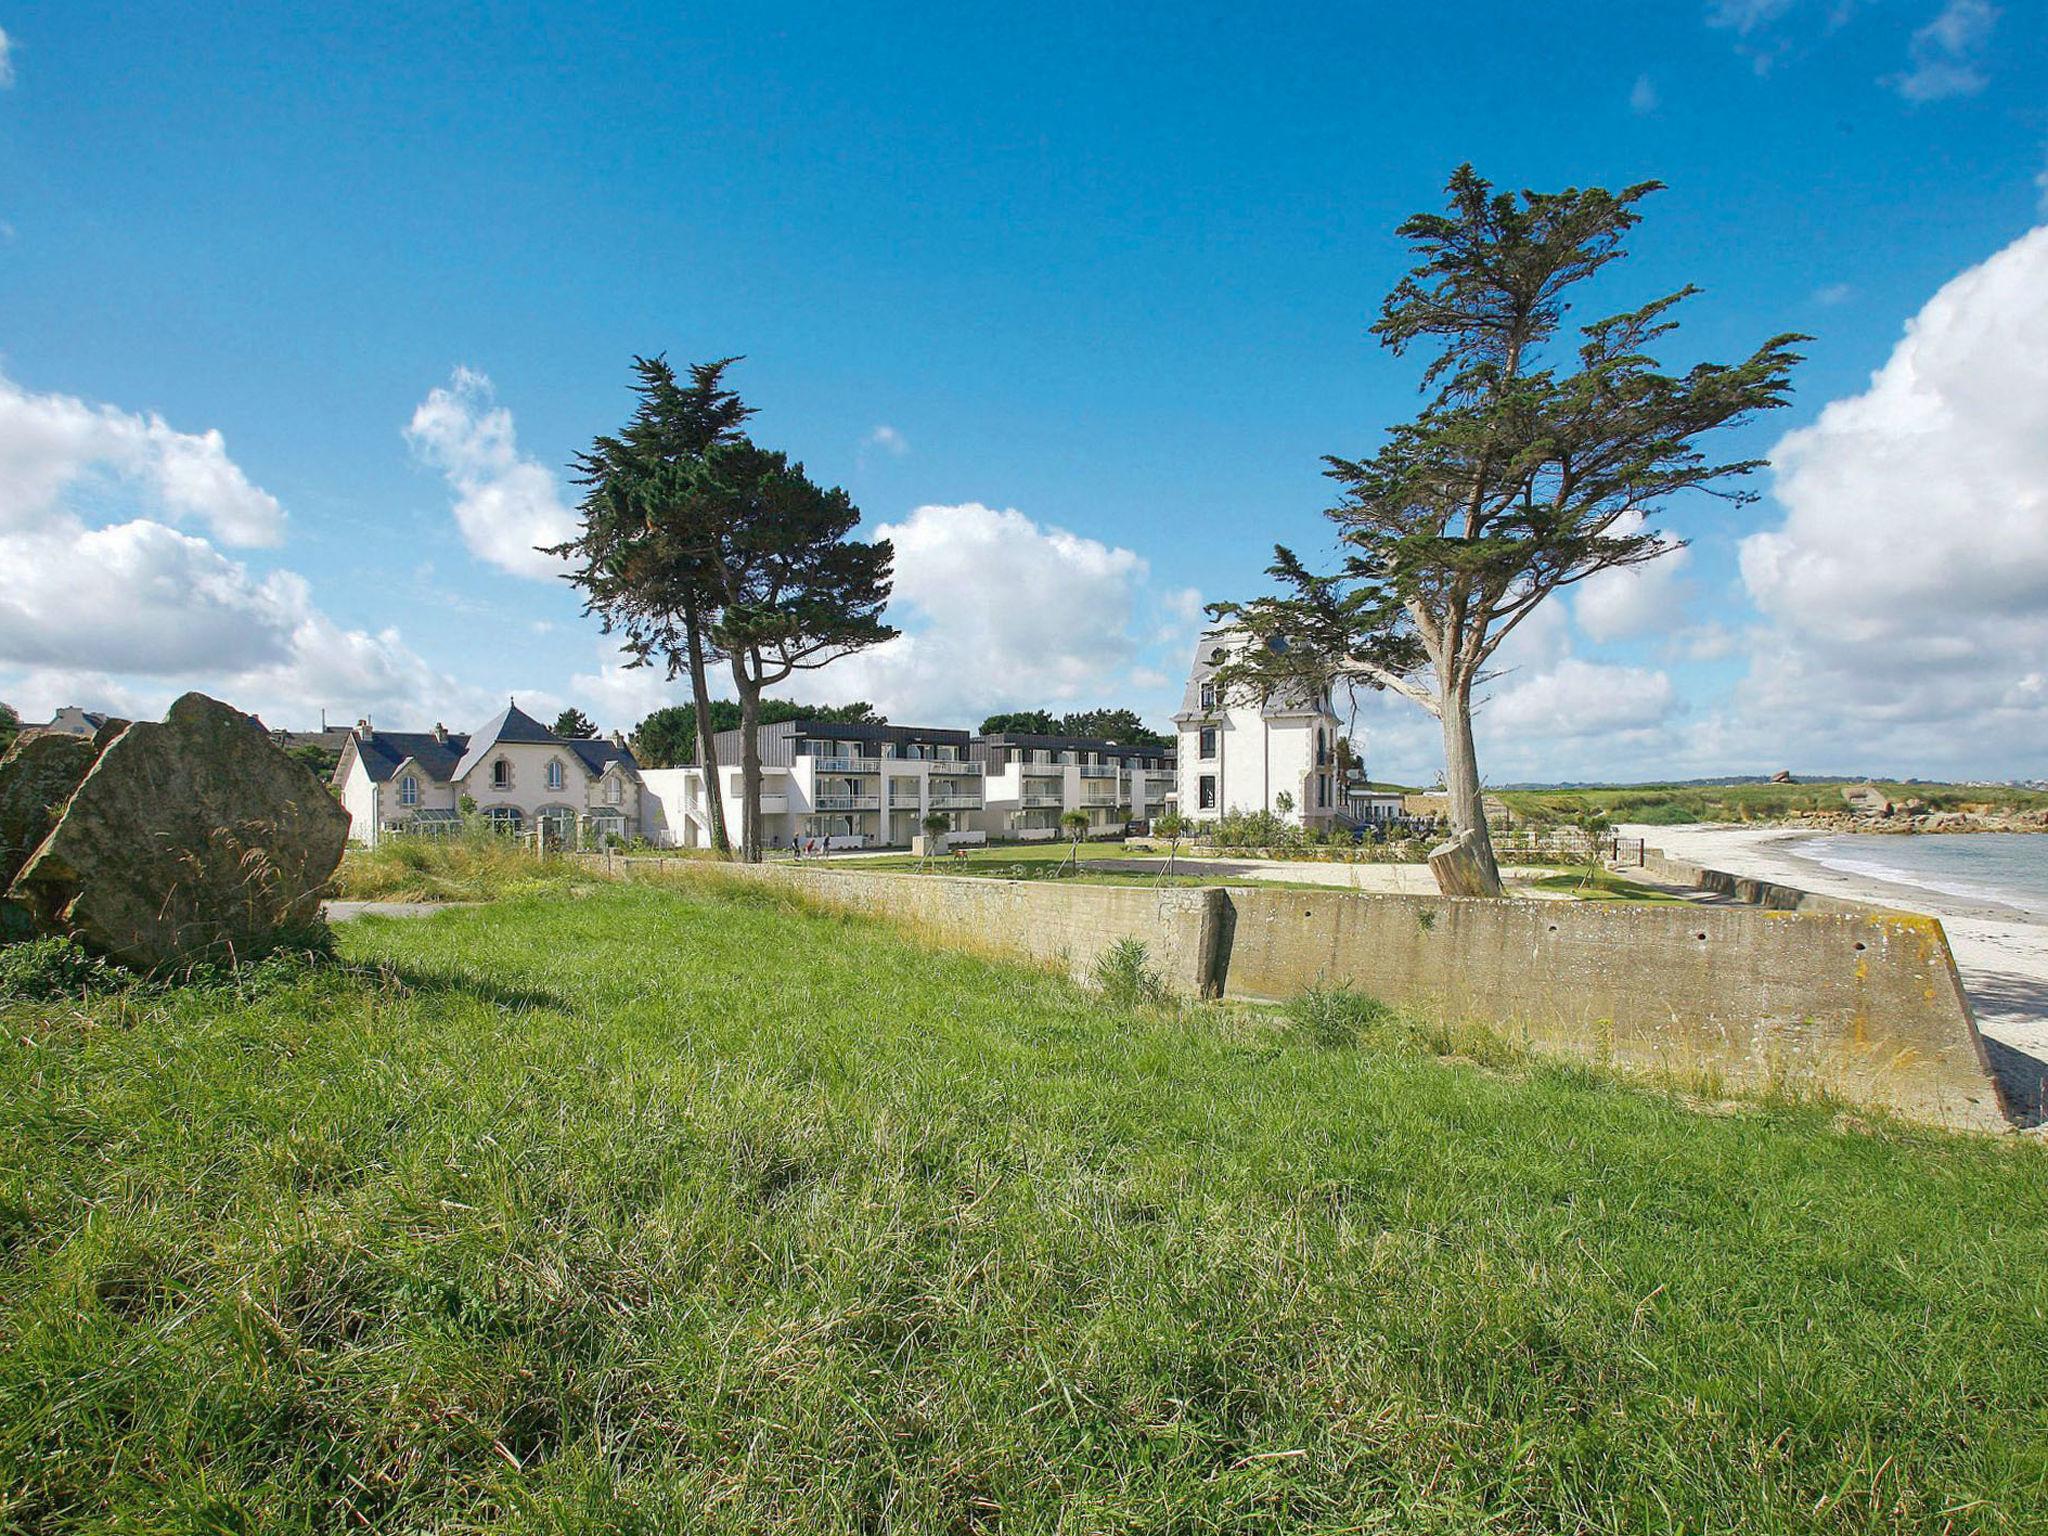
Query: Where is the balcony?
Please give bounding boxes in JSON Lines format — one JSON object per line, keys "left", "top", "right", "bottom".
{"left": 1020, "top": 792, "right": 1064, "bottom": 808}
{"left": 758, "top": 795, "right": 789, "bottom": 814}
{"left": 1080, "top": 793, "right": 1121, "bottom": 808}
{"left": 811, "top": 794, "right": 880, "bottom": 811}
{"left": 928, "top": 793, "right": 983, "bottom": 810}
{"left": 811, "top": 756, "right": 881, "bottom": 773}
{"left": 1078, "top": 764, "right": 1118, "bottom": 779}
{"left": 923, "top": 760, "right": 984, "bottom": 776}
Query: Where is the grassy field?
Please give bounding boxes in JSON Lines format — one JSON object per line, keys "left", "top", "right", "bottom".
{"left": 1499, "top": 780, "right": 2048, "bottom": 827}
{"left": 4, "top": 876, "right": 2047, "bottom": 1531}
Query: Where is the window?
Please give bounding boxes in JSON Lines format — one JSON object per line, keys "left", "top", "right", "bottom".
{"left": 399, "top": 774, "right": 419, "bottom": 807}
{"left": 492, "top": 758, "right": 511, "bottom": 789}
{"left": 1198, "top": 775, "right": 1217, "bottom": 810}
{"left": 605, "top": 775, "right": 622, "bottom": 806}
{"left": 1317, "top": 774, "right": 1329, "bottom": 809}
{"left": 1198, "top": 727, "right": 1217, "bottom": 760}
{"left": 1199, "top": 682, "right": 1215, "bottom": 711}
{"left": 546, "top": 759, "right": 564, "bottom": 791}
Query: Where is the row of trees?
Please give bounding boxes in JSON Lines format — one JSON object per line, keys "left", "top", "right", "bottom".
{"left": 548, "top": 359, "right": 896, "bottom": 862}
{"left": 977, "top": 707, "right": 1169, "bottom": 748}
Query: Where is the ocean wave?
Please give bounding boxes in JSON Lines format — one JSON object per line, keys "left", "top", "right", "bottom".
{"left": 1785, "top": 836, "right": 2048, "bottom": 916}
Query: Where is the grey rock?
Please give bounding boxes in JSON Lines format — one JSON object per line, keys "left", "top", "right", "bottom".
{"left": 9, "top": 693, "right": 349, "bottom": 969}
{"left": 0, "top": 731, "right": 106, "bottom": 890}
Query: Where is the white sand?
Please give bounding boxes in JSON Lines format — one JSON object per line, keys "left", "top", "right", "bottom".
{"left": 1620, "top": 823, "right": 2048, "bottom": 1124}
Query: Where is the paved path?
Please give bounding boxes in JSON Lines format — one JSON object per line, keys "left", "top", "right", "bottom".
{"left": 324, "top": 900, "right": 474, "bottom": 923}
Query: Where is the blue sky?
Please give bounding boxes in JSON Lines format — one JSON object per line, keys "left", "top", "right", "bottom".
{"left": 2, "top": 2, "right": 2045, "bottom": 782}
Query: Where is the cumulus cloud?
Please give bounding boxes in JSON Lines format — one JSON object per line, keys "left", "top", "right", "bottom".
{"left": 864, "top": 424, "right": 909, "bottom": 457}
{"left": 1737, "top": 222, "right": 2048, "bottom": 770}
{"left": 0, "top": 369, "right": 464, "bottom": 729}
{"left": 0, "top": 371, "right": 284, "bottom": 546}
{"left": 817, "top": 502, "right": 1151, "bottom": 723}
{"left": 405, "top": 367, "right": 576, "bottom": 580}
{"left": 1889, "top": 0, "right": 1997, "bottom": 101}
{"left": 1629, "top": 75, "right": 1659, "bottom": 114}
{"left": 1571, "top": 515, "right": 1691, "bottom": 644}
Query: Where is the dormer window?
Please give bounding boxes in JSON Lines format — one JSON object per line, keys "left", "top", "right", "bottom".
{"left": 399, "top": 774, "right": 419, "bottom": 807}
{"left": 546, "top": 759, "right": 565, "bottom": 791}
{"left": 1199, "top": 682, "right": 1215, "bottom": 711}
{"left": 492, "top": 758, "right": 511, "bottom": 790}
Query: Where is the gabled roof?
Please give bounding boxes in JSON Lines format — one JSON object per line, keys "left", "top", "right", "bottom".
{"left": 1174, "top": 628, "right": 1332, "bottom": 723}
{"left": 452, "top": 703, "right": 560, "bottom": 780}
{"left": 352, "top": 731, "right": 469, "bottom": 784}
{"left": 566, "top": 738, "right": 639, "bottom": 776}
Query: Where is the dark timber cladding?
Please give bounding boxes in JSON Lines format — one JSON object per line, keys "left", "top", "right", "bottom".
{"left": 974, "top": 731, "right": 1175, "bottom": 769}
{"left": 707, "top": 719, "right": 972, "bottom": 767}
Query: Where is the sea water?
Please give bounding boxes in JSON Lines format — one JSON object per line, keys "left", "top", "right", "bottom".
{"left": 1787, "top": 833, "right": 2048, "bottom": 917}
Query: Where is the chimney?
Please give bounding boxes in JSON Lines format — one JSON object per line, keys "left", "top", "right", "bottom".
{"left": 610, "top": 730, "right": 627, "bottom": 748}
{"left": 432, "top": 722, "right": 448, "bottom": 744}
{"left": 355, "top": 717, "right": 371, "bottom": 735}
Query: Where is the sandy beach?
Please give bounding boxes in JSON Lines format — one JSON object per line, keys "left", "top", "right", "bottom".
{"left": 1620, "top": 823, "right": 2048, "bottom": 1124}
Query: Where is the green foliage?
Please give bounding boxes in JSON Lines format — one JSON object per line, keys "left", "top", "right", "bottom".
{"left": 1286, "top": 986, "right": 1404, "bottom": 1049}
{"left": 980, "top": 706, "right": 1169, "bottom": 748}
{"left": 333, "top": 831, "right": 601, "bottom": 903}
{"left": 550, "top": 707, "right": 598, "bottom": 739}
{"left": 0, "top": 935, "right": 125, "bottom": 1001}
{"left": 1089, "top": 937, "right": 1166, "bottom": 1008}
{"left": 1499, "top": 780, "right": 2048, "bottom": 826}
{"left": 285, "top": 741, "right": 338, "bottom": 779}
{"left": 633, "top": 698, "right": 885, "bottom": 767}
{"left": 0, "top": 700, "right": 22, "bottom": 754}
{"left": 3, "top": 882, "right": 2043, "bottom": 1529}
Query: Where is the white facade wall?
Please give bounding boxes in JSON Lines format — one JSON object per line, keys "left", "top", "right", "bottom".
{"left": 1175, "top": 632, "right": 1345, "bottom": 830}
{"left": 338, "top": 735, "right": 643, "bottom": 848}
{"left": 640, "top": 755, "right": 987, "bottom": 849}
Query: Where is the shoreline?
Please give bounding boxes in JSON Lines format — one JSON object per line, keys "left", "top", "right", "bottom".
{"left": 1620, "top": 823, "right": 2047, "bottom": 1125}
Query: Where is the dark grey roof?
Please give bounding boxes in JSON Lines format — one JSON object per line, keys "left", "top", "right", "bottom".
{"left": 566, "top": 738, "right": 639, "bottom": 775}
{"left": 452, "top": 703, "right": 559, "bottom": 780}
{"left": 1174, "top": 628, "right": 1330, "bottom": 722}
{"left": 353, "top": 731, "right": 469, "bottom": 784}
{"left": 786, "top": 719, "right": 970, "bottom": 747}
{"left": 978, "top": 732, "right": 1173, "bottom": 761}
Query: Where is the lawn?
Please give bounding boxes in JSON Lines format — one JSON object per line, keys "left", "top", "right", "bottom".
{"left": 4, "top": 876, "right": 2046, "bottom": 1531}
{"left": 1498, "top": 780, "right": 2048, "bottom": 827}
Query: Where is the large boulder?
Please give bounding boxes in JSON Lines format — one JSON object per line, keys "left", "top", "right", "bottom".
{"left": 0, "top": 731, "right": 108, "bottom": 889}
{"left": 8, "top": 693, "right": 349, "bottom": 970}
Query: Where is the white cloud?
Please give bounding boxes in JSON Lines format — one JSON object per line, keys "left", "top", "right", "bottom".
{"left": 0, "top": 368, "right": 467, "bottom": 730}
{"left": 1736, "top": 222, "right": 2048, "bottom": 770}
{"left": 1486, "top": 657, "right": 1678, "bottom": 743}
{"left": 1889, "top": 0, "right": 1997, "bottom": 101}
{"left": 1571, "top": 515, "right": 1691, "bottom": 644}
{"left": 864, "top": 424, "right": 909, "bottom": 457}
{"left": 405, "top": 367, "right": 576, "bottom": 580}
{"left": 1629, "top": 75, "right": 1659, "bottom": 114}
{"left": 817, "top": 502, "right": 1151, "bottom": 723}
{"left": 0, "top": 27, "right": 15, "bottom": 88}
{"left": 0, "top": 371, "right": 284, "bottom": 546}
{"left": 1813, "top": 282, "right": 1855, "bottom": 306}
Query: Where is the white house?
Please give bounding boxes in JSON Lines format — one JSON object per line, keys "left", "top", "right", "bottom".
{"left": 973, "top": 732, "right": 1175, "bottom": 839}
{"left": 333, "top": 702, "right": 643, "bottom": 848}
{"left": 1172, "top": 628, "right": 1348, "bottom": 830}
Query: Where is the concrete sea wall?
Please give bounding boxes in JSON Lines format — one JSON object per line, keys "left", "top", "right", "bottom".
{"left": 1637, "top": 846, "right": 1873, "bottom": 915}
{"left": 606, "top": 856, "right": 2009, "bottom": 1133}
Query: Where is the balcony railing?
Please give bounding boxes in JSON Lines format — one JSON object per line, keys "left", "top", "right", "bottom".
{"left": 811, "top": 794, "right": 880, "bottom": 811}
{"left": 1078, "top": 764, "right": 1118, "bottom": 779}
{"left": 1020, "top": 792, "right": 1064, "bottom": 807}
{"left": 928, "top": 794, "right": 983, "bottom": 809}
{"left": 810, "top": 756, "right": 881, "bottom": 773}
{"left": 923, "top": 760, "right": 984, "bottom": 775}
{"left": 758, "top": 795, "right": 789, "bottom": 814}
{"left": 1080, "top": 794, "right": 1121, "bottom": 808}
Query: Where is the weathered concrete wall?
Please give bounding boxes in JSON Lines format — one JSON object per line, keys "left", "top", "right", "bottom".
{"left": 650, "top": 859, "right": 1225, "bottom": 998}
{"left": 1218, "top": 887, "right": 2007, "bottom": 1133}
{"left": 1638, "top": 847, "right": 1874, "bottom": 915}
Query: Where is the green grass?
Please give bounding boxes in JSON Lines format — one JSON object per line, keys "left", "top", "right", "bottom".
{"left": 332, "top": 833, "right": 609, "bottom": 902}
{"left": 4, "top": 878, "right": 2046, "bottom": 1531}
{"left": 1524, "top": 869, "right": 1687, "bottom": 903}
{"left": 1499, "top": 780, "right": 2048, "bottom": 827}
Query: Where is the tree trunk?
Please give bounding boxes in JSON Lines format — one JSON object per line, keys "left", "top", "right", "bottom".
{"left": 682, "top": 603, "right": 731, "bottom": 856}
{"left": 731, "top": 652, "right": 764, "bottom": 863}
{"left": 1439, "top": 678, "right": 1505, "bottom": 897}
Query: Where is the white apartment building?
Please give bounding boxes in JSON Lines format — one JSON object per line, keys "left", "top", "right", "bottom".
{"left": 973, "top": 732, "right": 1176, "bottom": 839}
{"left": 1172, "top": 628, "right": 1348, "bottom": 830}
{"left": 640, "top": 719, "right": 986, "bottom": 849}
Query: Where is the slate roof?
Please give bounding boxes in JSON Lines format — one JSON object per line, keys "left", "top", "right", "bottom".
{"left": 977, "top": 732, "right": 1174, "bottom": 763}
{"left": 1174, "top": 629, "right": 1330, "bottom": 722}
{"left": 351, "top": 731, "right": 470, "bottom": 784}
{"left": 565, "top": 738, "right": 637, "bottom": 776}
{"left": 452, "top": 703, "right": 560, "bottom": 780}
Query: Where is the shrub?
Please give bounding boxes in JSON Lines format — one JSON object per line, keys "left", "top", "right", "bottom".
{"left": 0, "top": 936, "right": 128, "bottom": 1002}
{"left": 1287, "top": 986, "right": 1403, "bottom": 1050}
{"left": 1091, "top": 938, "right": 1166, "bottom": 1008}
